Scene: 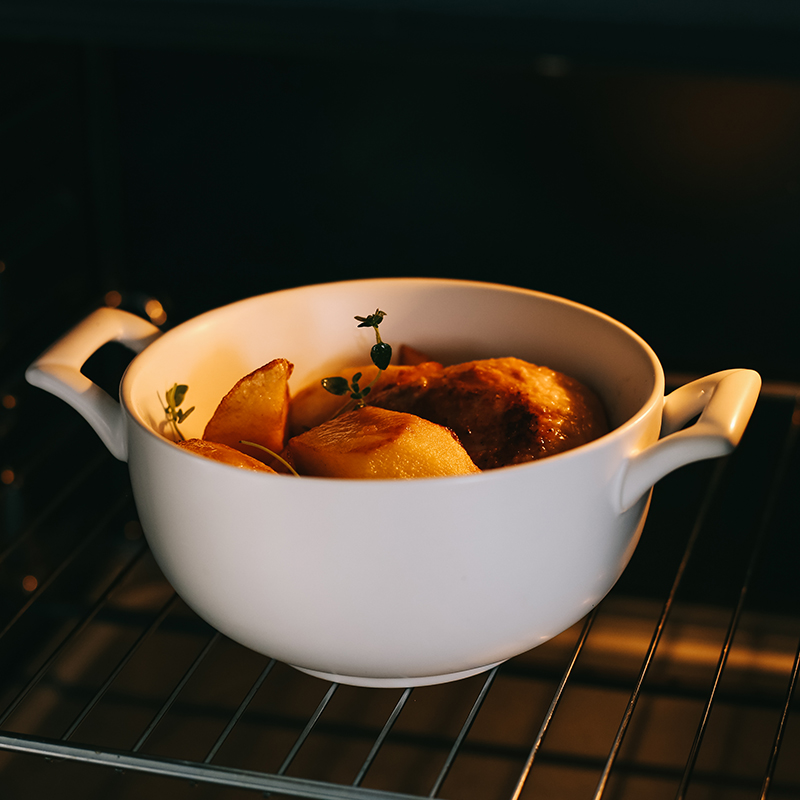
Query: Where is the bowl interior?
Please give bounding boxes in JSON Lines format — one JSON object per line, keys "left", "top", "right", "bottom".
{"left": 123, "top": 278, "right": 662, "bottom": 443}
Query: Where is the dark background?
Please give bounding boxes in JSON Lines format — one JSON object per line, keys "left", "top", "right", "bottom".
{"left": 2, "top": 1, "right": 800, "bottom": 383}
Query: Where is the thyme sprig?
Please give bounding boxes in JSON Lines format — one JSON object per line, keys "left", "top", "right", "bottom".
{"left": 241, "top": 440, "right": 300, "bottom": 477}
{"left": 321, "top": 309, "right": 392, "bottom": 414}
{"left": 161, "top": 383, "right": 195, "bottom": 441}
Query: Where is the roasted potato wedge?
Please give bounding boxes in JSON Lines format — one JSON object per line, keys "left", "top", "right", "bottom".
{"left": 177, "top": 438, "right": 278, "bottom": 473}
{"left": 203, "top": 358, "right": 293, "bottom": 463}
{"left": 285, "top": 406, "right": 480, "bottom": 479}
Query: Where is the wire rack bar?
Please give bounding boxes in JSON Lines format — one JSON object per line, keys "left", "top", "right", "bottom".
{"left": 61, "top": 592, "right": 181, "bottom": 741}
{"left": 132, "top": 630, "right": 223, "bottom": 752}
{"left": 761, "top": 633, "right": 800, "bottom": 800}
{"left": 428, "top": 666, "right": 499, "bottom": 798}
{"left": 203, "top": 657, "right": 277, "bottom": 765}
{"left": 0, "top": 730, "right": 435, "bottom": 800}
{"left": 352, "top": 686, "right": 413, "bottom": 788}
{"left": 277, "top": 681, "right": 340, "bottom": 777}
{"left": 509, "top": 608, "right": 598, "bottom": 800}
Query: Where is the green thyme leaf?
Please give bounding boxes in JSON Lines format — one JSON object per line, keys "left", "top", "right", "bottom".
{"left": 176, "top": 406, "right": 195, "bottom": 423}
{"left": 355, "top": 309, "right": 386, "bottom": 328}
{"left": 172, "top": 384, "right": 189, "bottom": 407}
{"left": 371, "top": 342, "right": 392, "bottom": 370}
{"left": 321, "top": 376, "right": 350, "bottom": 395}
{"left": 162, "top": 383, "right": 193, "bottom": 441}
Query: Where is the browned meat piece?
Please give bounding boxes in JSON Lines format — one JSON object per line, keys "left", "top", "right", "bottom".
{"left": 366, "top": 357, "right": 608, "bottom": 470}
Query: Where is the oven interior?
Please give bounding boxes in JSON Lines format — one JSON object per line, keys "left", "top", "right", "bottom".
{"left": 2, "top": 5, "right": 800, "bottom": 798}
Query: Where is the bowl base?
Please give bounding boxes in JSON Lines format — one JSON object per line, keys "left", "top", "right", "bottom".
{"left": 293, "top": 659, "right": 506, "bottom": 688}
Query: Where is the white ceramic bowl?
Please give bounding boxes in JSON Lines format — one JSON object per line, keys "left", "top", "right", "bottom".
{"left": 26, "top": 278, "right": 760, "bottom": 687}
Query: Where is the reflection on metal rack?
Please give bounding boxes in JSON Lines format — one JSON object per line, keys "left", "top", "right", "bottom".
{"left": 1, "top": 376, "right": 799, "bottom": 800}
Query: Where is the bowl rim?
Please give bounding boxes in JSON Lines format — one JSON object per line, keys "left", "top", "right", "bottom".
{"left": 120, "top": 277, "right": 666, "bottom": 482}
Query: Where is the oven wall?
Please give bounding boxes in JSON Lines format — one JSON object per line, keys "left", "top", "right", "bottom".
{"left": 109, "top": 46, "right": 800, "bottom": 382}
{"left": 2, "top": 9, "right": 800, "bottom": 384}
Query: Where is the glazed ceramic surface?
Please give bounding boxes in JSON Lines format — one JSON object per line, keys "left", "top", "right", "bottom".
{"left": 27, "top": 279, "right": 761, "bottom": 686}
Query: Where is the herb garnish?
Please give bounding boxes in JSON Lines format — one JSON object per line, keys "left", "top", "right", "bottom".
{"left": 321, "top": 309, "right": 392, "bottom": 414}
{"left": 240, "top": 440, "right": 300, "bottom": 477}
{"left": 161, "top": 383, "right": 195, "bottom": 441}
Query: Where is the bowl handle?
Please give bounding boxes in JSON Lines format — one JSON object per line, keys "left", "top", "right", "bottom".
{"left": 25, "top": 307, "right": 163, "bottom": 462}
{"left": 616, "top": 369, "right": 761, "bottom": 513}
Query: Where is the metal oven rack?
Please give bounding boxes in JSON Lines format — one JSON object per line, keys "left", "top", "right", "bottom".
{"left": 1, "top": 366, "right": 799, "bottom": 800}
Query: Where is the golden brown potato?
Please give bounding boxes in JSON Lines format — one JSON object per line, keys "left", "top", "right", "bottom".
{"left": 203, "top": 358, "right": 293, "bottom": 463}
{"left": 367, "top": 357, "right": 608, "bottom": 470}
{"left": 284, "top": 406, "right": 480, "bottom": 479}
{"left": 288, "top": 361, "right": 442, "bottom": 436}
{"left": 177, "top": 438, "right": 278, "bottom": 473}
